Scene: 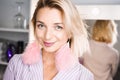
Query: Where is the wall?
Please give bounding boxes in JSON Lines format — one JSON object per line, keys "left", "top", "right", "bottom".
{"left": 0, "top": 0, "right": 30, "bottom": 28}
{"left": 71, "top": 0, "right": 120, "bottom": 5}
{"left": 0, "top": 0, "right": 30, "bottom": 42}
{"left": 114, "top": 21, "right": 120, "bottom": 51}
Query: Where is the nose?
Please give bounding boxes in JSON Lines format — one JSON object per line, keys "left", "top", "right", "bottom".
{"left": 44, "top": 29, "right": 52, "bottom": 40}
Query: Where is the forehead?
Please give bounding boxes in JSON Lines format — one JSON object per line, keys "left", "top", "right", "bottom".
{"left": 36, "top": 7, "right": 63, "bottom": 22}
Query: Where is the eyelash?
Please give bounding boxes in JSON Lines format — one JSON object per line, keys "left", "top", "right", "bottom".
{"left": 37, "top": 23, "right": 45, "bottom": 29}
{"left": 55, "top": 25, "right": 63, "bottom": 30}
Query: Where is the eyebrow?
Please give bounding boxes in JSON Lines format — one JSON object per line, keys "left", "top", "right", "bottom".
{"left": 36, "top": 21, "right": 44, "bottom": 24}
{"left": 54, "top": 23, "right": 63, "bottom": 25}
{"left": 36, "top": 21, "right": 63, "bottom": 25}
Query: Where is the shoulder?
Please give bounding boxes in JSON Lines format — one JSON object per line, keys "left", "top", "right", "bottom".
{"left": 108, "top": 47, "right": 119, "bottom": 54}
{"left": 73, "top": 63, "right": 94, "bottom": 80}
{"left": 109, "top": 48, "right": 119, "bottom": 61}
{"left": 9, "top": 54, "right": 22, "bottom": 64}
{"left": 90, "top": 40, "right": 118, "bottom": 54}
{"left": 7, "top": 54, "right": 23, "bottom": 71}
{"left": 105, "top": 46, "right": 119, "bottom": 58}
{"left": 63, "top": 63, "right": 94, "bottom": 80}
{"left": 79, "top": 63, "right": 94, "bottom": 78}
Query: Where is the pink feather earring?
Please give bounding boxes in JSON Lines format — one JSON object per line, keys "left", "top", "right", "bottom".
{"left": 22, "top": 41, "right": 42, "bottom": 65}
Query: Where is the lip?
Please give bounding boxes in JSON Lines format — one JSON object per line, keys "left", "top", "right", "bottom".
{"left": 44, "top": 42, "right": 54, "bottom": 47}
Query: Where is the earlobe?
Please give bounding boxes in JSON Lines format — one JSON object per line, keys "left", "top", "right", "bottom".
{"left": 69, "top": 34, "right": 72, "bottom": 39}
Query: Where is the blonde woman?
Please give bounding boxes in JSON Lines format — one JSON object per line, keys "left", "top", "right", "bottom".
{"left": 3, "top": 0, "right": 93, "bottom": 80}
{"left": 83, "top": 20, "right": 119, "bottom": 80}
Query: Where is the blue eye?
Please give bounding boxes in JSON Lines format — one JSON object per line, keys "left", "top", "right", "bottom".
{"left": 55, "top": 26, "right": 63, "bottom": 30}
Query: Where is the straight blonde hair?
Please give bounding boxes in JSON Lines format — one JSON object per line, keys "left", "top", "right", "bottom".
{"left": 32, "top": 0, "right": 89, "bottom": 57}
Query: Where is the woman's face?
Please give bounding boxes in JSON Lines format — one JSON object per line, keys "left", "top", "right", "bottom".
{"left": 35, "top": 7, "right": 69, "bottom": 53}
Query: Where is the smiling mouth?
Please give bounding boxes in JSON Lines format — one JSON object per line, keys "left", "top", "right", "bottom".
{"left": 44, "top": 42, "right": 54, "bottom": 47}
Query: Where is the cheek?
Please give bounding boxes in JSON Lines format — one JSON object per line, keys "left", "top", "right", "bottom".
{"left": 35, "top": 30, "right": 43, "bottom": 39}
{"left": 35, "top": 31, "right": 44, "bottom": 45}
{"left": 57, "top": 32, "right": 69, "bottom": 42}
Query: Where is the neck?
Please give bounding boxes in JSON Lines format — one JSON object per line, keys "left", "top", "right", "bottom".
{"left": 42, "top": 50, "right": 56, "bottom": 65}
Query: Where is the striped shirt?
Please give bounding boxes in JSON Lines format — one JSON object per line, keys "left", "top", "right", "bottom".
{"left": 3, "top": 54, "right": 94, "bottom": 80}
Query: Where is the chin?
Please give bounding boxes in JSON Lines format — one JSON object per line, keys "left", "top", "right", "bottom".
{"left": 43, "top": 47, "right": 58, "bottom": 53}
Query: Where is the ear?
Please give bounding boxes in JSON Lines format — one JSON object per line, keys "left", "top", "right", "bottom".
{"left": 68, "top": 33, "right": 72, "bottom": 39}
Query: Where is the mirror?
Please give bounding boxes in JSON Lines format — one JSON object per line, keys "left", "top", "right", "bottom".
{"left": 85, "top": 20, "right": 120, "bottom": 80}
{"left": 85, "top": 20, "right": 120, "bottom": 52}
{"left": 76, "top": 5, "right": 120, "bottom": 80}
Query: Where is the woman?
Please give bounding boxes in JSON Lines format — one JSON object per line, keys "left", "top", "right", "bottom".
{"left": 83, "top": 20, "right": 119, "bottom": 80}
{"left": 4, "top": 0, "right": 94, "bottom": 80}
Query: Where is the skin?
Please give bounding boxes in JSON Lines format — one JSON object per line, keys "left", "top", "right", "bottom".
{"left": 35, "top": 7, "right": 69, "bottom": 80}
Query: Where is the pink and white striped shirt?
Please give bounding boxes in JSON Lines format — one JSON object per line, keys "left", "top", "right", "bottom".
{"left": 4, "top": 54, "right": 94, "bottom": 80}
{"left": 3, "top": 42, "right": 94, "bottom": 80}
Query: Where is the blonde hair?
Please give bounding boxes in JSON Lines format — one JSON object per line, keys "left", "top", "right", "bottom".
{"left": 32, "top": 0, "right": 89, "bottom": 57}
{"left": 92, "top": 20, "right": 117, "bottom": 45}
